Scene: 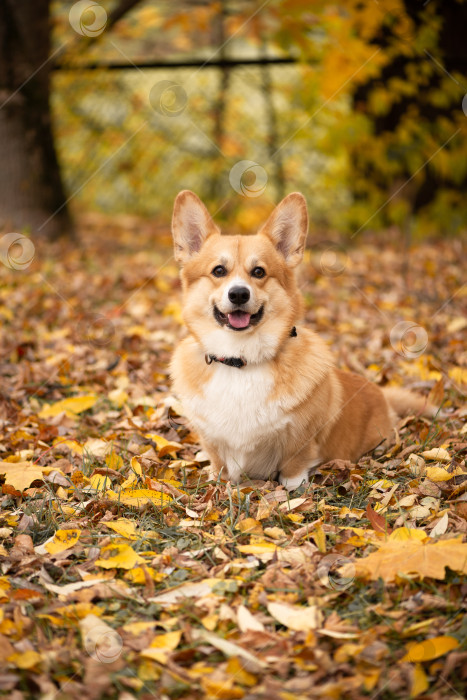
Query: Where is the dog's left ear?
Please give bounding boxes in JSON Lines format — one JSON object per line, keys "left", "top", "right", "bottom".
{"left": 259, "top": 192, "right": 308, "bottom": 267}
{"left": 172, "top": 190, "right": 219, "bottom": 264}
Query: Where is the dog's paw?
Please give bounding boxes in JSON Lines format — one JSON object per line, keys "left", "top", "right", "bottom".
{"left": 279, "top": 471, "right": 309, "bottom": 491}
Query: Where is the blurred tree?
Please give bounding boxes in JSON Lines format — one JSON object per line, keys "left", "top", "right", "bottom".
{"left": 273, "top": 0, "right": 467, "bottom": 235}
{"left": 350, "top": 0, "right": 467, "bottom": 235}
{"left": 0, "top": 0, "right": 71, "bottom": 238}
{"left": 0, "top": 0, "right": 142, "bottom": 238}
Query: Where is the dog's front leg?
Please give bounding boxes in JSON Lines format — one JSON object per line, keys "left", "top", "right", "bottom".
{"left": 198, "top": 439, "right": 226, "bottom": 482}
{"left": 279, "top": 442, "right": 322, "bottom": 491}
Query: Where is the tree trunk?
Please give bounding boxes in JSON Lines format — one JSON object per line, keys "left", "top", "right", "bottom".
{"left": 0, "top": 0, "right": 72, "bottom": 239}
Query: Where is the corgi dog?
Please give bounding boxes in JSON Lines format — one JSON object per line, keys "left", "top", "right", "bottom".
{"left": 170, "top": 190, "right": 434, "bottom": 490}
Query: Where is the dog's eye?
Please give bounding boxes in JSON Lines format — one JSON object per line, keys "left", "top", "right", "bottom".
{"left": 212, "top": 265, "right": 227, "bottom": 277}
{"left": 251, "top": 266, "right": 266, "bottom": 279}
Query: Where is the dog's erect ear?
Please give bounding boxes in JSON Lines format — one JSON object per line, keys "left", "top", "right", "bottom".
{"left": 172, "top": 190, "right": 219, "bottom": 264}
{"left": 259, "top": 192, "right": 308, "bottom": 267}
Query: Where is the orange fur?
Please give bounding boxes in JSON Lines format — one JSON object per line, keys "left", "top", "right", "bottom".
{"left": 170, "top": 191, "right": 435, "bottom": 489}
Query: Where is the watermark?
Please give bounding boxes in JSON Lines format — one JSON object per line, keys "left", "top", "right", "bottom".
{"left": 229, "top": 160, "right": 268, "bottom": 198}
{"left": 83, "top": 622, "right": 123, "bottom": 663}
{"left": 69, "top": 1, "right": 107, "bottom": 37}
{"left": 390, "top": 321, "right": 428, "bottom": 359}
{"left": 317, "top": 553, "right": 355, "bottom": 591}
{"left": 77, "top": 313, "right": 115, "bottom": 347}
{"left": 0, "top": 233, "right": 35, "bottom": 270}
{"left": 311, "top": 241, "right": 348, "bottom": 277}
{"left": 149, "top": 81, "right": 188, "bottom": 117}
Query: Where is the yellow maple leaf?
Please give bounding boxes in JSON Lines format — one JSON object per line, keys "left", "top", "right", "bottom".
{"left": 0, "top": 461, "right": 44, "bottom": 492}
{"left": 38, "top": 395, "right": 97, "bottom": 419}
{"left": 45, "top": 529, "right": 81, "bottom": 554}
{"left": 95, "top": 543, "right": 144, "bottom": 569}
{"left": 341, "top": 538, "right": 467, "bottom": 582}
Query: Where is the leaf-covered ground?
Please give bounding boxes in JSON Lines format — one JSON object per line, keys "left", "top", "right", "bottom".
{"left": 0, "top": 220, "right": 466, "bottom": 700}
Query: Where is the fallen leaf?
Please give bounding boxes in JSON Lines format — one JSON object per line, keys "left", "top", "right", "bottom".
{"left": 106, "top": 488, "right": 173, "bottom": 507}
{"left": 104, "top": 519, "right": 138, "bottom": 540}
{"left": 410, "top": 664, "right": 429, "bottom": 698}
{"left": 267, "top": 602, "right": 322, "bottom": 631}
{"left": 366, "top": 504, "right": 392, "bottom": 533}
{"left": 237, "top": 605, "right": 265, "bottom": 632}
{"left": 8, "top": 650, "right": 42, "bottom": 669}
{"left": 195, "top": 630, "right": 266, "bottom": 668}
{"left": 402, "top": 635, "right": 459, "bottom": 662}
{"left": 45, "top": 529, "right": 81, "bottom": 554}
{"left": 39, "top": 395, "right": 97, "bottom": 419}
{"left": 148, "top": 579, "right": 221, "bottom": 605}
{"left": 421, "top": 448, "right": 450, "bottom": 462}
{"left": 0, "top": 461, "right": 43, "bottom": 492}
{"left": 341, "top": 538, "right": 467, "bottom": 582}
{"left": 388, "top": 528, "right": 427, "bottom": 542}
{"left": 140, "top": 630, "right": 182, "bottom": 663}
{"left": 95, "top": 543, "right": 144, "bottom": 569}
{"left": 40, "top": 579, "right": 108, "bottom": 597}
{"left": 425, "top": 466, "right": 458, "bottom": 482}
{"left": 429, "top": 512, "right": 449, "bottom": 538}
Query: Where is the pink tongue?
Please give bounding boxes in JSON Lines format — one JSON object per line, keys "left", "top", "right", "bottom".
{"left": 228, "top": 312, "right": 251, "bottom": 329}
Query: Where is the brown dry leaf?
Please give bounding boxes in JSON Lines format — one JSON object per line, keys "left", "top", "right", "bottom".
{"left": 148, "top": 579, "right": 221, "bottom": 605}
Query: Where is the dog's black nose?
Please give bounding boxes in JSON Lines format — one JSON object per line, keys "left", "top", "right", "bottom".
{"left": 228, "top": 286, "right": 250, "bottom": 305}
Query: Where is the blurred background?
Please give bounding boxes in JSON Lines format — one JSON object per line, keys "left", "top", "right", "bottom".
{"left": 0, "top": 0, "right": 466, "bottom": 242}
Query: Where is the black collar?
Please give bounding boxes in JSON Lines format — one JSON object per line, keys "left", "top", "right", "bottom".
{"left": 205, "top": 326, "right": 297, "bottom": 369}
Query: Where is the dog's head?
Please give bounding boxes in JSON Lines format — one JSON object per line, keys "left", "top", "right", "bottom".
{"left": 172, "top": 190, "right": 308, "bottom": 363}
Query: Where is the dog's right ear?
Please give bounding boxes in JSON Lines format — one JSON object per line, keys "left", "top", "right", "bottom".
{"left": 172, "top": 190, "right": 219, "bottom": 264}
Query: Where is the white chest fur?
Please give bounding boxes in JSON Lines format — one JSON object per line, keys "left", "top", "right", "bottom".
{"left": 183, "top": 363, "right": 291, "bottom": 482}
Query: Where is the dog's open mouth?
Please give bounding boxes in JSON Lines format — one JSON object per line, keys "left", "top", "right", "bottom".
{"left": 214, "top": 305, "right": 264, "bottom": 331}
